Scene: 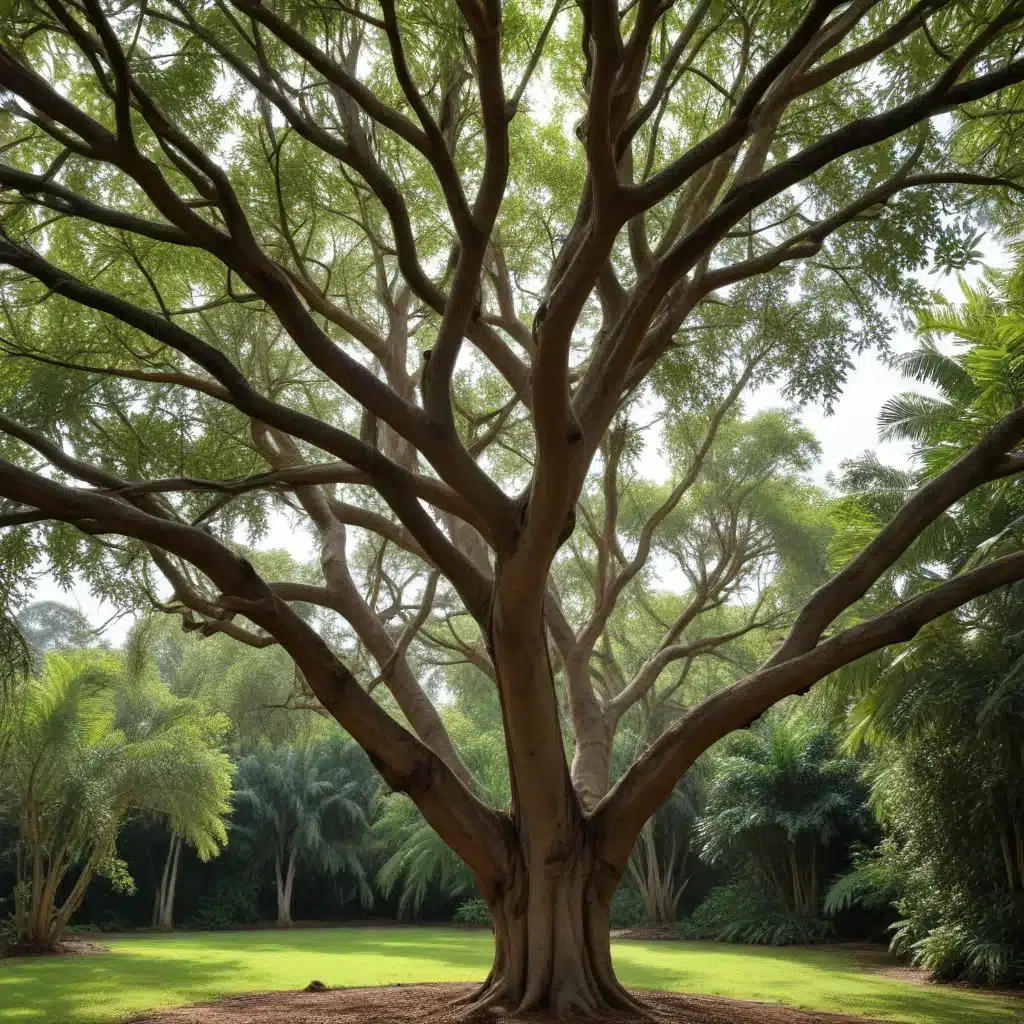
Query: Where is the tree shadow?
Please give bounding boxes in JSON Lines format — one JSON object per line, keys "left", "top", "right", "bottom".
{"left": 0, "top": 952, "right": 251, "bottom": 1023}
{"left": 1, "top": 931, "right": 1017, "bottom": 1024}
{"left": 609, "top": 940, "right": 1019, "bottom": 1024}
{"left": 0, "top": 929, "right": 494, "bottom": 1023}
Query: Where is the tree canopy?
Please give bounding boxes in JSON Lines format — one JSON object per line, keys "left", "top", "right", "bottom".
{"left": 2, "top": 0, "right": 1024, "bottom": 1012}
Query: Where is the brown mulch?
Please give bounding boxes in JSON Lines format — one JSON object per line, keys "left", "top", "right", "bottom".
{"left": 0, "top": 938, "right": 111, "bottom": 958}
{"left": 129, "top": 982, "right": 883, "bottom": 1024}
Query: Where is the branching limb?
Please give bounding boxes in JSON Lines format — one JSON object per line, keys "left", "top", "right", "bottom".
{"left": 0, "top": 456, "right": 509, "bottom": 880}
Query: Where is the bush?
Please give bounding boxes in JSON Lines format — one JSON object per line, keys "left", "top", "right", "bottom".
{"left": 889, "top": 890, "right": 1024, "bottom": 986}
{"left": 453, "top": 898, "right": 492, "bottom": 927}
{"left": 906, "top": 924, "right": 1022, "bottom": 985}
{"left": 184, "top": 878, "right": 259, "bottom": 931}
{"left": 684, "top": 879, "right": 832, "bottom": 946}
{"left": 610, "top": 884, "right": 649, "bottom": 929}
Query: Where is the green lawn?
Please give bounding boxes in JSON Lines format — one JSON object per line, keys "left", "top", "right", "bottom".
{"left": 0, "top": 927, "right": 1018, "bottom": 1024}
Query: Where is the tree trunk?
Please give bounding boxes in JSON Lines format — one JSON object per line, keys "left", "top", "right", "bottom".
{"left": 564, "top": 652, "right": 614, "bottom": 812}
{"left": 156, "top": 832, "right": 182, "bottom": 931}
{"left": 461, "top": 563, "right": 638, "bottom": 1014}
{"left": 154, "top": 836, "right": 171, "bottom": 929}
{"left": 1015, "top": 819, "right": 1024, "bottom": 890}
{"left": 467, "top": 842, "right": 639, "bottom": 1015}
{"left": 284, "top": 852, "right": 297, "bottom": 924}
{"left": 276, "top": 850, "right": 295, "bottom": 927}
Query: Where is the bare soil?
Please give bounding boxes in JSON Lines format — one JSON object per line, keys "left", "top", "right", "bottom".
{"left": 129, "top": 982, "right": 883, "bottom": 1024}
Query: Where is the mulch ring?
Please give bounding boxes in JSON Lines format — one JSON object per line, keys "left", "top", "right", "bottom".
{"left": 129, "top": 982, "right": 883, "bottom": 1024}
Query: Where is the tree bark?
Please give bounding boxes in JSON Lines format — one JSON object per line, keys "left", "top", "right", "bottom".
{"left": 154, "top": 833, "right": 172, "bottom": 929}
{"left": 156, "top": 832, "right": 182, "bottom": 931}
{"left": 274, "top": 853, "right": 291, "bottom": 927}
{"left": 275, "top": 849, "right": 296, "bottom": 927}
{"left": 565, "top": 653, "right": 614, "bottom": 812}
{"left": 467, "top": 837, "right": 638, "bottom": 1015}
{"left": 284, "top": 852, "right": 297, "bottom": 925}
{"left": 460, "top": 565, "right": 637, "bottom": 1014}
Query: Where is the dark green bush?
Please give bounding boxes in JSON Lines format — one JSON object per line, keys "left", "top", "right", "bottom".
{"left": 684, "top": 879, "right": 832, "bottom": 946}
{"left": 609, "top": 884, "right": 649, "bottom": 929}
{"left": 184, "top": 878, "right": 259, "bottom": 931}
{"left": 453, "top": 898, "right": 491, "bottom": 926}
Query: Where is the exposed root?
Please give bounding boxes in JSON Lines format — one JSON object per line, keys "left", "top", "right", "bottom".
{"left": 453, "top": 971, "right": 496, "bottom": 1006}
{"left": 454, "top": 980, "right": 515, "bottom": 1020}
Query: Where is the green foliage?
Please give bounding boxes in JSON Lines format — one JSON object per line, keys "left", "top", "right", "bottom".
{"left": 138, "top": 611, "right": 327, "bottom": 750}
{"left": 374, "top": 719, "right": 509, "bottom": 917}
{"left": 15, "top": 601, "right": 96, "bottom": 656}
{"left": 824, "top": 259, "right": 1024, "bottom": 985}
{"left": 184, "top": 877, "right": 260, "bottom": 932}
{"left": 233, "top": 734, "right": 376, "bottom": 920}
{"left": 0, "top": 651, "right": 233, "bottom": 949}
{"left": 375, "top": 793, "right": 476, "bottom": 918}
{"left": 691, "top": 710, "right": 870, "bottom": 943}
{"left": 453, "top": 898, "right": 491, "bottom": 927}
{"left": 609, "top": 885, "right": 650, "bottom": 930}
{"left": 823, "top": 845, "right": 902, "bottom": 917}
{"left": 684, "top": 878, "right": 832, "bottom": 946}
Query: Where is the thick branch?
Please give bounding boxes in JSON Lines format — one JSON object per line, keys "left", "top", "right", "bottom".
{"left": 0, "top": 457, "right": 510, "bottom": 883}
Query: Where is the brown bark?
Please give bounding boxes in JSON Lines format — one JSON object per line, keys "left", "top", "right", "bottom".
{"left": 456, "top": 560, "right": 634, "bottom": 1013}
{"left": 469, "top": 844, "right": 635, "bottom": 1015}
{"left": 274, "top": 851, "right": 296, "bottom": 927}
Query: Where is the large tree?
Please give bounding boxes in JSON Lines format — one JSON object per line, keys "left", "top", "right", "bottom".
{"left": 2, "top": 0, "right": 1024, "bottom": 1012}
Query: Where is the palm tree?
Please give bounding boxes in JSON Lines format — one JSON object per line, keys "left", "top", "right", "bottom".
{"left": 831, "top": 261, "right": 1024, "bottom": 888}
{"left": 0, "top": 652, "right": 233, "bottom": 951}
{"left": 696, "top": 713, "right": 868, "bottom": 923}
{"left": 824, "top": 265, "right": 1024, "bottom": 982}
{"left": 626, "top": 773, "right": 703, "bottom": 926}
{"left": 152, "top": 829, "right": 184, "bottom": 932}
{"left": 233, "top": 736, "right": 373, "bottom": 926}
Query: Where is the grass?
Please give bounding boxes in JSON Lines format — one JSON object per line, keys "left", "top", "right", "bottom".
{"left": 0, "top": 927, "right": 1019, "bottom": 1024}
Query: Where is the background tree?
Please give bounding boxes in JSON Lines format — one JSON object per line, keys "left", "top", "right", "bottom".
{"left": 2, "top": 0, "right": 1024, "bottom": 1011}
{"left": 374, "top": 714, "right": 510, "bottom": 919}
{"left": 0, "top": 652, "right": 233, "bottom": 951}
{"left": 625, "top": 772, "right": 703, "bottom": 928}
{"left": 233, "top": 736, "right": 374, "bottom": 926}
{"left": 823, "top": 262, "right": 1024, "bottom": 984}
{"left": 688, "top": 709, "right": 869, "bottom": 944}
{"left": 15, "top": 600, "right": 97, "bottom": 658}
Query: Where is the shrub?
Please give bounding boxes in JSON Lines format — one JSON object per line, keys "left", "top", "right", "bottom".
{"left": 184, "top": 878, "right": 259, "bottom": 931}
{"left": 684, "top": 878, "right": 833, "bottom": 946}
{"left": 609, "top": 885, "right": 649, "bottom": 929}
{"left": 453, "top": 898, "right": 492, "bottom": 927}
